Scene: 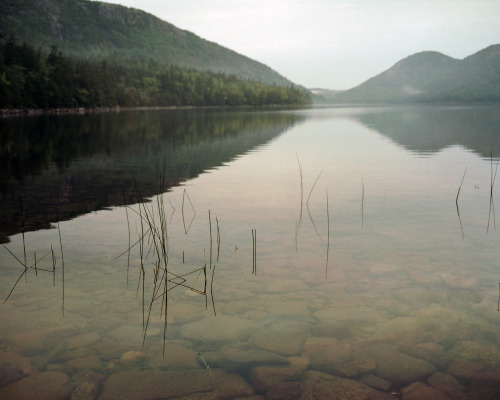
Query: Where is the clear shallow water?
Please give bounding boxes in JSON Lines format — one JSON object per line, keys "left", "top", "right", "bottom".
{"left": 1, "top": 105, "right": 500, "bottom": 399}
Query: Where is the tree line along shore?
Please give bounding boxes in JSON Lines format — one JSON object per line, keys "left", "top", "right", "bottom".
{"left": 0, "top": 37, "right": 312, "bottom": 111}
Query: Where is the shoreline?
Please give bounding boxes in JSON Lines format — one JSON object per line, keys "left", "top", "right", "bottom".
{"left": 0, "top": 106, "right": 179, "bottom": 118}
{"left": 0, "top": 104, "right": 311, "bottom": 118}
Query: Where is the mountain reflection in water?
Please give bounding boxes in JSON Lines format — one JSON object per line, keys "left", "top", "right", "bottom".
{"left": 0, "top": 108, "right": 304, "bottom": 243}
{"left": 353, "top": 104, "right": 500, "bottom": 158}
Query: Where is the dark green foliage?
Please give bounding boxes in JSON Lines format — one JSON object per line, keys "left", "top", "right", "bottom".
{"left": 0, "top": 0, "right": 292, "bottom": 86}
{"left": 0, "top": 38, "right": 311, "bottom": 109}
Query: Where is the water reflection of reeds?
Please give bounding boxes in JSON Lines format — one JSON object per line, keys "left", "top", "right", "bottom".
{"left": 2, "top": 189, "right": 65, "bottom": 314}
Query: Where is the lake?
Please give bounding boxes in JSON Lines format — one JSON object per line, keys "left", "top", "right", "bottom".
{"left": 1, "top": 105, "right": 500, "bottom": 399}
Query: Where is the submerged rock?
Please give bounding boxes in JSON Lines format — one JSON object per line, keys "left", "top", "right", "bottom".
{"left": 400, "top": 382, "right": 451, "bottom": 400}
{"left": 300, "top": 370, "right": 394, "bottom": 399}
{"left": 71, "top": 381, "right": 99, "bottom": 400}
{"left": 0, "top": 371, "right": 72, "bottom": 400}
{"left": 427, "top": 371, "right": 464, "bottom": 398}
{"left": 119, "top": 351, "right": 145, "bottom": 364}
{"left": 0, "top": 365, "right": 23, "bottom": 388}
{"left": 265, "top": 381, "right": 301, "bottom": 400}
{"left": 250, "top": 357, "right": 309, "bottom": 392}
{"left": 180, "top": 315, "right": 258, "bottom": 343}
{"left": 203, "top": 347, "right": 289, "bottom": 370}
{"left": 71, "top": 369, "right": 106, "bottom": 387}
{"left": 470, "top": 369, "right": 500, "bottom": 392}
{"left": 252, "top": 321, "right": 311, "bottom": 356}
{"left": 7, "top": 329, "right": 52, "bottom": 355}
{"left": 109, "top": 325, "right": 144, "bottom": 344}
{"left": 67, "top": 355, "right": 102, "bottom": 371}
{"left": 367, "top": 317, "right": 420, "bottom": 346}
{"left": 446, "top": 358, "right": 484, "bottom": 382}
{"left": 359, "top": 373, "right": 392, "bottom": 392}
{"left": 450, "top": 341, "right": 500, "bottom": 369}
{"left": 0, "top": 349, "right": 32, "bottom": 369}
{"left": 402, "top": 342, "right": 448, "bottom": 370}
{"left": 302, "top": 337, "right": 352, "bottom": 373}
{"left": 354, "top": 343, "right": 436, "bottom": 386}
{"left": 93, "top": 340, "right": 126, "bottom": 359}
{"left": 66, "top": 333, "right": 101, "bottom": 350}
{"left": 97, "top": 369, "right": 254, "bottom": 400}
{"left": 148, "top": 343, "right": 199, "bottom": 370}
{"left": 337, "top": 359, "right": 377, "bottom": 378}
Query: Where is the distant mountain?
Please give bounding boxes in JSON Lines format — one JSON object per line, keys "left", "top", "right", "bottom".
{"left": 333, "top": 45, "right": 500, "bottom": 103}
{"left": 0, "top": 0, "right": 293, "bottom": 86}
{"left": 309, "top": 88, "right": 343, "bottom": 103}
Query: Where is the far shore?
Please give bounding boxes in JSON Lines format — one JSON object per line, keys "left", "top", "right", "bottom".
{"left": 0, "top": 106, "right": 188, "bottom": 118}
{"left": 0, "top": 104, "right": 309, "bottom": 118}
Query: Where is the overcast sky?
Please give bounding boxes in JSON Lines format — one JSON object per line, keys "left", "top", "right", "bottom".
{"left": 99, "top": 0, "right": 500, "bottom": 90}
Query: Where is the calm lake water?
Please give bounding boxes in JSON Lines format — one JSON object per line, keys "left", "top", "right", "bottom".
{"left": 1, "top": 105, "right": 500, "bottom": 399}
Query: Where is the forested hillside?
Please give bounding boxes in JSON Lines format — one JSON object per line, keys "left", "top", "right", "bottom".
{"left": 0, "top": 0, "right": 292, "bottom": 86}
{"left": 0, "top": 38, "right": 311, "bottom": 109}
{"left": 333, "top": 45, "right": 500, "bottom": 103}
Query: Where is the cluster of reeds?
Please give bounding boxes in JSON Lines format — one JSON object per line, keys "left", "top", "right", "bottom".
{"left": 2, "top": 187, "right": 65, "bottom": 315}
{"left": 116, "top": 176, "right": 218, "bottom": 355}
{"left": 295, "top": 155, "right": 331, "bottom": 278}
{"left": 455, "top": 153, "right": 498, "bottom": 237}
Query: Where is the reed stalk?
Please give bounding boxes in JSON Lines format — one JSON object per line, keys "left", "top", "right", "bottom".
{"left": 306, "top": 169, "right": 324, "bottom": 241}
{"left": 18, "top": 187, "right": 27, "bottom": 282}
{"left": 216, "top": 216, "right": 221, "bottom": 262}
{"left": 456, "top": 167, "right": 467, "bottom": 239}
{"left": 361, "top": 177, "right": 365, "bottom": 229}
{"left": 325, "top": 188, "right": 330, "bottom": 279}
{"left": 294, "top": 220, "right": 299, "bottom": 252}
{"left": 169, "top": 197, "right": 175, "bottom": 222}
{"left": 51, "top": 245, "right": 56, "bottom": 287}
{"left": 163, "top": 257, "right": 168, "bottom": 357}
{"left": 198, "top": 353, "right": 219, "bottom": 392}
{"left": 182, "top": 189, "right": 196, "bottom": 234}
{"left": 497, "top": 282, "right": 500, "bottom": 312}
{"left": 251, "top": 229, "right": 257, "bottom": 275}
{"left": 2, "top": 189, "right": 64, "bottom": 312}
{"left": 297, "top": 154, "right": 304, "bottom": 228}
{"left": 2, "top": 263, "right": 27, "bottom": 303}
{"left": 57, "top": 222, "right": 65, "bottom": 317}
{"left": 209, "top": 210, "right": 213, "bottom": 270}
{"left": 204, "top": 249, "right": 208, "bottom": 309}
{"left": 456, "top": 167, "right": 467, "bottom": 205}
{"left": 124, "top": 194, "right": 131, "bottom": 286}
{"left": 210, "top": 264, "right": 217, "bottom": 316}
{"left": 487, "top": 154, "right": 498, "bottom": 233}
